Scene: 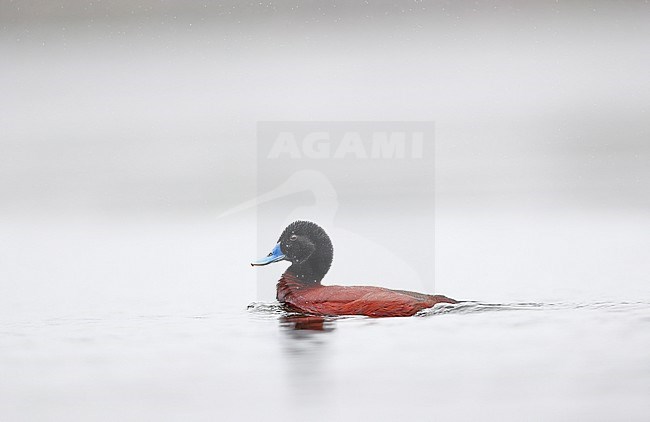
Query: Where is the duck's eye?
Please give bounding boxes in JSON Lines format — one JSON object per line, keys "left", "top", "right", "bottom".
{"left": 289, "top": 234, "right": 298, "bottom": 241}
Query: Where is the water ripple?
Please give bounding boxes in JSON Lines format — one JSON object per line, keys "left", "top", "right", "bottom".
{"left": 417, "top": 300, "right": 650, "bottom": 316}
{"left": 246, "top": 301, "right": 293, "bottom": 316}
{"left": 248, "top": 300, "right": 650, "bottom": 318}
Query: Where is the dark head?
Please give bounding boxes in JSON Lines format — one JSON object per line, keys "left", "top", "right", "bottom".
{"left": 251, "top": 221, "right": 333, "bottom": 283}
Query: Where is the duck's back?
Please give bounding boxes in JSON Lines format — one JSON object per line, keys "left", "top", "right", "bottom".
{"left": 277, "top": 273, "right": 457, "bottom": 317}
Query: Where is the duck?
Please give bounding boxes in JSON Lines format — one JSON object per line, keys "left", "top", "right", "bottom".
{"left": 251, "top": 220, "right": 457, "bottom": 317}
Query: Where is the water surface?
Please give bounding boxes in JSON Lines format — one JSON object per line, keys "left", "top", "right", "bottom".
{"left": 2, "top": 292, "right": 649, "bottom": 421}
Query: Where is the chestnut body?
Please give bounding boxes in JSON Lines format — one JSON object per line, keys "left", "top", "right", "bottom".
{"left": 277, "top": 272, "right": 457, "bottom": 317}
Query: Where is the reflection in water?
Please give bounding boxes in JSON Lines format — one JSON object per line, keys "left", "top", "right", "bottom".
{"left": 280, "top": 315, "right": 335, "bottom": 333}
{"left": 247, "top": 302, "right": 337, "bottom": 334}
{"left": 278, "top": 315, "right": 337, "bottom": 406}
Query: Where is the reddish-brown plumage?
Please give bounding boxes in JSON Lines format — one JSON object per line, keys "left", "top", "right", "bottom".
{"left": 277, "top": 272, "right": 457, "bottom": 317}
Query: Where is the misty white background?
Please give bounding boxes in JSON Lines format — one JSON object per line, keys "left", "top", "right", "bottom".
{"left": 1, "top": 2, "right": 649, "bottom": 420}
{"left": 2, "top": 1, "right": 648, "bottom": 314}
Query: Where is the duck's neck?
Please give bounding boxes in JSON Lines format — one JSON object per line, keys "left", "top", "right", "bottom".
{"left": 277, "top": 258, "right": 330, "bottom": 306}
{"left": 286, "top": 262, "right": 325, "bottom": 284}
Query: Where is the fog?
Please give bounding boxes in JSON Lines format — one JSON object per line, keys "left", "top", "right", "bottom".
{"left": 2, "top": 1, "right": 648, "bottom": 215}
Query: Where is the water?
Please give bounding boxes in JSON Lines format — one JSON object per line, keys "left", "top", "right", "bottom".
{"left": 2, "top": 300, "right": 649, "bottom": 421}
{"left": 1, "top": 217, "right": 649, "bottom": 421}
